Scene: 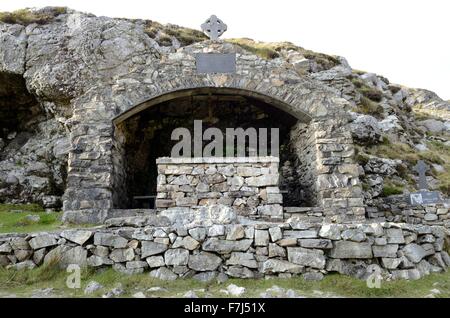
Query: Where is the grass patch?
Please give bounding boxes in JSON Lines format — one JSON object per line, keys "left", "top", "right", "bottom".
{"left": 0, "top": 7, "right": 66, "bottom": 25}
{"left": 413, "top": 105, "right": 450, "bottom": 121}
{"left": 144, "top": 21, "right": 208, "bottom": 47}
{"left": 0, "top": 204, "right": 61, "bottom": 234}
{"left": 381, "top": 184, "right": 404, "bottom": 197}
{"left": 0, "top": 267, "right": 449, "bottom": 298}
{"left": 226, "top": 38, "right": 340, "bottom": 69}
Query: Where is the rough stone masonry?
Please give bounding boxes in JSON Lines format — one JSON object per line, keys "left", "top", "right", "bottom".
{"left": 0, "top": 8, "right": 449, "bottom": 280}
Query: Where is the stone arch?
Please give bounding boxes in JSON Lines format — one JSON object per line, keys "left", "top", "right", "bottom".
{"left": 63, "top": 44, "right": 364, "bottom": 224}
{"left": 113, "top": 86, "right": 313, "bottom": 126}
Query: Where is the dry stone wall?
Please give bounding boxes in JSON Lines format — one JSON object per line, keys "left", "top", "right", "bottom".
{"left": 1, "top": 219, "right": 449, "bottom": 281}
{"left": 155, "top": 157, "right": 283, "bottom": 221}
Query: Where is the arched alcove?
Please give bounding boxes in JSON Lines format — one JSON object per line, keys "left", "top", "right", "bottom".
{"left": 112, "top": 87, "right": 311, "bottom": 209}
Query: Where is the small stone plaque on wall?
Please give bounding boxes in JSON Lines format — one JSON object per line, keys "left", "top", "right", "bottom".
{"left": 196, "top": 53, "right": 236, "bottom": 74}
{"left": 407, "top": 190, "right": 442, "bottom": 205}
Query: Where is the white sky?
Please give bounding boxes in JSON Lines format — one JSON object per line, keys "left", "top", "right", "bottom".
{"left": 1, "top": 0, "right": 449, "bottom": 100}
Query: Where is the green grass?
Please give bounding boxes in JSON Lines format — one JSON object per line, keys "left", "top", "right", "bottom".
{"left": 0, "top": 204, "right": 62, "bottom": 233}
{"left": 381, "top": 184, "right": 404, "bottom": 197}
{"left": 0, "top": 7, "right": 66, "bottom": 25}
{"left": 0, "top": 267, "right": 449, "bottom": 298}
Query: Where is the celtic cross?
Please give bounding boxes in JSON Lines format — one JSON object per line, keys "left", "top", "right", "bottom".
{"left": 201, "top": 15, "right": 227, "bottom": 40}
{"left": 413, "top": 160, "right": 429, "bottom": 190}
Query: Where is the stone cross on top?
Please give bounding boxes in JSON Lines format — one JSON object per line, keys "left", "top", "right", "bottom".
{"left": 201, "top": 15, "right": 227, "bottom": 40}
{"left": 413, "top": 160, "right": 429, "bottom": 190}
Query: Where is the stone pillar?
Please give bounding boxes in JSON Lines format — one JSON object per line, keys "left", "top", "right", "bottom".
{"left": 313, "top": 119, "right": 365, "bottom": 222}
{"left": 291, "top": 119, "right": 365, "bottom": 223}
{"left": 62, "top": 122, "right": 115, "bottom": 224}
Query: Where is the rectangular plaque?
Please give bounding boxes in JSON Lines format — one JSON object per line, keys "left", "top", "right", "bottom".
{"left": 407, "top": 191, "right": 442, "bottom": 205}
{"left": 196, "top": 53, "right": 236, "bottom": 74}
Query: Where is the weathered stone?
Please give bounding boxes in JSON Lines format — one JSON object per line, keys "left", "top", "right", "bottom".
{"left": 14, "top": 249, "right": 32, "bottom": 262}
{"left": 188, "top": 252, "right": 222, "bottom": 271}
{"left": 149, "top": 267, "right": 178, "bottom": 280}
{"left": 29, "top": 234, "right": 58, "bottom": 250}
{"left": 188, "top": 228, "right": 206, "bottom": 242}
{"left": 141, "top": 241, "right": 168, "bottom": 258}
{"left": 268, "top": 243, "right": 286, "bottom": 258}
{"left": 94, "top": 233, "right": 128, "bottom": 248}
{"left": 192, "top": 271, "right": 217, "bottom": 282}
{"left": 381, "top": 257, "right": 402, "bottom": 269}
{"left": 60, "top": 230, "right": 93, "bottom": 245}
{"left": 386, "top": 228, "right": 405, "bottom": 244}
{"left": 303, "top": 272, "right": 324, "bottom": 281}
{"left": 298, "top": 239, "right": 333, "bottom": 249}
{"left": 0, "top": 243, "right": 12, "bottom": 253}
{"left": 262, "top": 259, "right": 303, "bottom": 274}
{"left": 164, "top": 248, "right": 189, "bottom": 266}
{"left": 287, "top": 247, "right": 326, "bottom": 269}
{"left": 226, "top": 225, "right": 245, "bottom": 240}
{"left": 226, "top": 266, "right": 254, "bottom": 278}
{"left": 227, "top": 252, "right": 258, "bottom": 268}
{"left": 10, "top": 238, "right": 30, "bottom": 250}
{"left": 255, "top": 230, "right": 270, "bottom": 246}
{"left": 277, "top": 238, "right": 298, "bottom": 247}
{"left": 109, "top": 248, "right": 135, "bottom": 263}
{"left": 372, "top": 244, "right": 398, "bottom": 258}
{"left": 284, "top": 230, "right": 317, "bottom": 239}
{"left": 126, "top": 261, "right": 148, "bottom": 269}
{"left": 319, "top": 224, "right": 341, "bottom": 240}
{"left": 329, "top": 241, "right": 373, "bottom": 259}
{"left": 246, "top": 175, "right": 278, "bottom": 187}
{"left": 202, "top": 238, "right": 252, "bottom": 254}
{"left": 402, "top": 243, "right": 428, "bottom": 263}
{"left": 33, "top": 248, "right": 46, "bottom": 266}
{"left": 208, "top": 224, "right": 225, "bottom": 237}
{"left": 268, "top": 227, "right": 283, "bottom": 242}
{"left": 341, "top": 229, "right": 366, "bottom": 242}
